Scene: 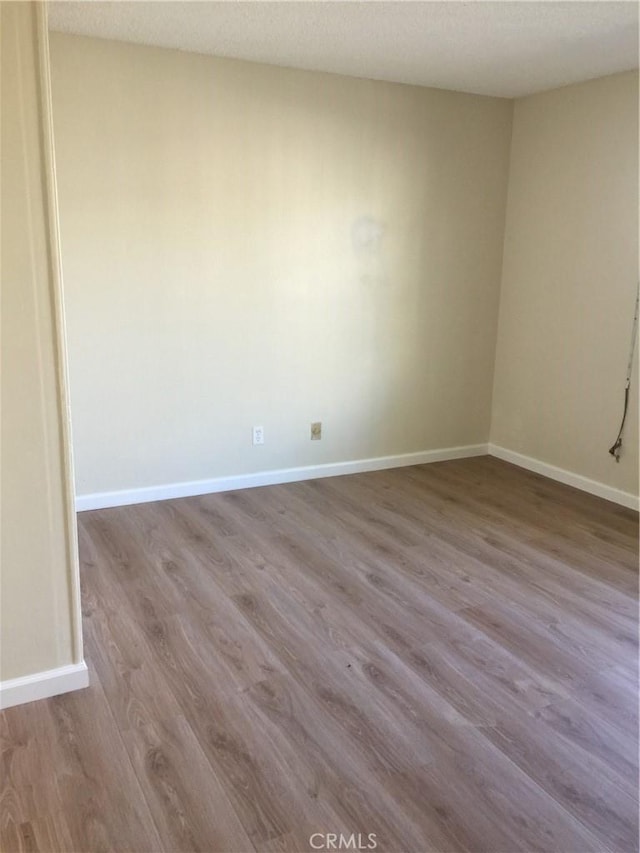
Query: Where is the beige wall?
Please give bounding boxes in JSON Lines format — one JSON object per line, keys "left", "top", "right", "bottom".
{"left": 491, "top": 72, "right": 639, "bottom": 497}
{"left": 1, "top": 4, "right": 82, "bottom": 682}
{"left": 49, "top": 34, "right": 513, "bottom": 497}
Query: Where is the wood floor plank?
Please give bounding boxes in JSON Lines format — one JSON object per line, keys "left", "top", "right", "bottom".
{"left": 459, "top": 601, "right": 618, "bottom": 690}
{"left": 0, "top": 814, "right": 75, "bottom": 853}
{"left": 243, "top": 673, "right": 442, "bottom": 852}
{"left": 531, "top": 695, "right": 638, "bottom": 785}
{"left": 566, "top": 664, "right": 639, "bottom": 741}
{"left": 410, "top": 633, "right": 568, "bottom": 727}
{"left": 1, "top": 457, "right": 637, "bottom": 853}
{"left": 481, "top": 713, "right": 638, "bottom": 850}
{"left": 119, "top": 714, "right": 255, "bottom": 853}
{"left": 1, "top": 678, "right": 165, "bottom": 852}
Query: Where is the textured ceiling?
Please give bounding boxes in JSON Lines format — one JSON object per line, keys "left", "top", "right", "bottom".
{"left": 47, "top": 1, "right": 639, "bottom": 98}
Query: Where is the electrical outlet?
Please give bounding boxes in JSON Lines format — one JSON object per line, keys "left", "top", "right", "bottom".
{"left": 252, "top": 425, "right": 264, "bottom": 446}
{"left": 310, "top": 421, "right": 322, "bottom": 441}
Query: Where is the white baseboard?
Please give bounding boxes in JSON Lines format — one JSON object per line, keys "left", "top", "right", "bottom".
{"left": 488, "top": 444, "right": 639, "bottom": 511}
{"left": 76, "top": 442, "right": 639, "bottom": 513}
{"left": 76, "top": 444, "right": 489, "bottom": 511}
{"left": 0, "top": 661, "right": 89, "bottom": 710}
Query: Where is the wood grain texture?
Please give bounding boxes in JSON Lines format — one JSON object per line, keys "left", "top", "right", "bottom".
{"left": 1, "top": 457, "right": 637, "bottom": 852}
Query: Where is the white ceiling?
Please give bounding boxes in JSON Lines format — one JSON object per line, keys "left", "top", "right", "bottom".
{"left": 48, "top": 1, "right": 639, "bottom": 98}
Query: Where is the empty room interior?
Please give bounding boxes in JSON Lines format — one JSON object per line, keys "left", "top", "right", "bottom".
{"left": 2, "top": 1, "right": 639, "bottom": 851}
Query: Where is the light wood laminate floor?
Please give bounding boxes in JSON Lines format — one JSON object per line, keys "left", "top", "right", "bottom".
{"left": 1, "top": 457, "right": 638, "bottom": 853}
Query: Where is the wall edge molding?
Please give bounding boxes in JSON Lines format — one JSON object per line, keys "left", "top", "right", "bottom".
{"left": 37, "top": 0, "right": 86, "bottom": 685}
{"left": 0, "top": 661, "right": 89, "bottom": 710}
{"left": 75, "top": 443, "right": 489, "bottom": 511}
{"left": 488, "top": 443, "right": 639, "bottom": 510}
